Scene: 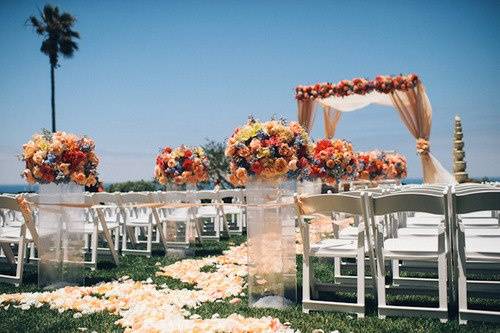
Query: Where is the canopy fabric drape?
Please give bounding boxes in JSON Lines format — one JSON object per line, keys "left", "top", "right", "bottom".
{"left": 296, "top": 77, "right": 454, "bottom": 184}
{"left": 322, "top": 106, "right": 342, "bottom": 139}
{"left": 297, "top": 99, "right": 316, "bottom": 133}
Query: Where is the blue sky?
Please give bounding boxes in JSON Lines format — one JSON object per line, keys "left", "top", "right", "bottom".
{"left": 0, "top": 0, "right": 499, "bottom": 184}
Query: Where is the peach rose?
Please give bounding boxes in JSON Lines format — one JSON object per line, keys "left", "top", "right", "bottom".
{"left": 225, "top": 145, "right": 236, "bottom": 156}
{"left": 32, "top": 166, "right": 42, "bottom": 178}
{"left": 71, "top": 172, "right": 86, "bottom": 185}
{"left": 235, "top": 167, "right": 247, "bottom": 180}
{"left": 289, "top": 122, "right": 303, "bottom": 134}
{"left": 167, "top": 159, "right": 176, "bottom": 168}
{"left": 278, "top": 144, "right": 291, "bottom": 157}
{"left": 33, "top": 151, "right": 46, "bottom": 165}
{"left": 51, "top": 140, "right": 64, "bottom": 156}
{"left": 22, "top": 141, "right": 37, "bottom": 159}
{"left": 326, "top": 159, "right": 335, "bottom": 168}
{"left": 238, "top": 146, "right": 250, "bottom": 158}
{"left": 288, "top": 159, "right": 298, "bottom": 171}
{"left": 158, "top": 176, "right": 167, "bottom": 185}
{"left": 274, "top": 157, "right": 288, "bottom": 174}
{"left": 59, "top": 163, "right": 71, "bottom": 176}
{"left": 23, "top": 169, "right": 36, "bottom": 184}
{"left": 249, "top": 139, "right": 261, "bottom": 152}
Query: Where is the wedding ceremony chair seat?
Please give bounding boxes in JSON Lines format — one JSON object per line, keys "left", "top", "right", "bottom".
{"left": 218, "top": 189, "right": 245, "bottom": 235}
{"left": 159, "top": 191, "right": 195, "bottom": 248}
{"left": 363, "top": 189, "right": 450, "bottom": 322}
{"left": 193, "top": 190, "right": 223, "bottom": 241}
{"left": 296, "top": 192, "right": 377, "bottom": 318}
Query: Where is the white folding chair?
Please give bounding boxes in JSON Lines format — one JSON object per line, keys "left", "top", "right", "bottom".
{"left": 82, "top": 193, "right": 120, "bottom": 267}
{"left": 295, "top": 192, "right": 376, "bottom": 318}
{"left": 159, "top": 191, "right": 195, "bottom": 248}
{"left": 218, "top": 189, "right": 245, "bottom": 235}
{"left": 363, "top": 189, "right": 450, "bottom": 322}
{"left": 0, "top": 195, "right": 36, "bottom": 286}
{"left": 452, "top": 189, "right": 500, "bottom": 324}
{"left": 118, "top": 192, "right": 155, "bottom": 257}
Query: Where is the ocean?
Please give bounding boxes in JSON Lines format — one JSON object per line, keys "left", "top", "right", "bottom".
{"left": 1, "top": 178, "right": 498, "bottom": 194}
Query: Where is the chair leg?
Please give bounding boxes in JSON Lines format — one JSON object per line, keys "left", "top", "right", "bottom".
{"left": 437, "top": 253, "right": 448, "bottom": 323}
{"left": 392, "top": 260, "right": 400, "bottom": 285}
{"left": 15, "top": 238, "right": 26, "bottom": 284}
{"left": 334, "top": 257, "right": 341, "bottom": 279}
{"left": 377, "top": 255, "right": 387, "bottom": 319}
{"left": 357, "top": 246, "right": 365, "bottom": 318}
{"left": 91, "top": 225, "right": 98, "bottom": 270}
{"left": 302, "top": 254, "right": 311, "bottom": 313}
{"left": 146, "top": 224, "right": 153, "bottom": 257}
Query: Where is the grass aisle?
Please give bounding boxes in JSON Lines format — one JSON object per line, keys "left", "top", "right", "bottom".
{"left": 0, "top": 236, "right": 499, "bottom": 333}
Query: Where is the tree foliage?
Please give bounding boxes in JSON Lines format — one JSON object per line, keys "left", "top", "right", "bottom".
{"left": 201, "top": 139, "right": 233, "bottom": 189}
{"left": 28, "top": 4, "right": 80, "bottom": 67}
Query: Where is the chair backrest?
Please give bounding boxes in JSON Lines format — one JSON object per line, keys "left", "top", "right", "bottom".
{"left": 0, "top": 195, "right": 21, "bottom": 212}
{"left": 295, "top": 193, "right": 365, "bottom": 216}
{"left": 193, "top": 190, "right": 218, "bottom": 202}
{"left": 119, "top": 192, "right": 151, "bottom": 204}
{"left": 452, "top": 189, "right": 500, "bottom": 215}
{"left": 92, "top": 192, "right": 119, "bottom": 204}
{"left": 368, "top": 190, "right": 447, "bottom": 216}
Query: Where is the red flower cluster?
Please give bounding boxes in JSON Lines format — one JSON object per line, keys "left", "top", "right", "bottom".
{"left": 310, "top": 139, "right": 358, "bottom": 185}
{"left": 295, "top": 74, "right": 419, "bottom": 100}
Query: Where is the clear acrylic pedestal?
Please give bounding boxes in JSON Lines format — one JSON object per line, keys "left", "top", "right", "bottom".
{"left": 246, "top": 179, "right": 297, "bottom": 308}
{"left": 38, "top": 183, "right": 85, "bottom": 289}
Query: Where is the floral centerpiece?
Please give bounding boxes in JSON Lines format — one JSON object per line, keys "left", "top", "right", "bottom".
{"left": 357, "top": 150, "right": 407, "bottom": 181}
{"left": 154, "top": 145, "right": 209, "bottom": 185}
{"left": 225, "top": 117, "right": 313, "bottom": 186}
{"left": 310, "top": 139, "right": 358, "bottom": 185}
{"left": 21, "top": 130, "right": 99, "bottom": 186}
{"left": 384, "top": 152, "right": 408, "bottom": 180}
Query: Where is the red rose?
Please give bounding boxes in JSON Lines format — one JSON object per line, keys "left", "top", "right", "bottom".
{"left": 251, "top": 161, "right": 263, "bottom": 174}
{"left": 184, "top": 150, "right": 192, "bottom": 158}
{"left": 163, "top": 147, "right": 172, "bottom": 154}
{"left": 40, "top": 164, "right": 55, "bottom": 183}
{"left": 182, "top": 159, "right": 193, "bottom": 170}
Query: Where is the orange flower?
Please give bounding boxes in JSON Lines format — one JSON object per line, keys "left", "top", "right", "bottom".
{"left": 32, "top": 151, "right": 46, "bottom": 165}
{"left": 249, "top": 139, "right": 261, "bottom": 152}
{"left": 51, "top": 140, "right": 64, "bottom": 156}
{"left": 274, "top": 158, "right": 288, "bottom": 174}
{"left": 32, "top": 166, "right": 42, "bottom": 178}
{"left": 326, "top": 159, "right": 335, "bottom": 168}
{"left": 238, "top": 146, "right": 250, "bottom": 157}
{"left": 225, "top": 144, "right": 236, "bottom": 156}
{"left": 167, "top": 159, "right": 176, "bottom": 168}
{"left": 22, "top": 141, "right": 37, "bottom": 159}
{"left": 23, "top": 169, "right": 35, "bottom": 184}
{"left": 71, "top": 172, "right": 86, "bottom": 185}
{"left": 57, "top": 163, "right": 70, "bottom": 176}
{"left": 235, "top": 167, "right": 247, "bottom": 181}
{"left": 85, "top": 175, "right": 97, "bottom": 187}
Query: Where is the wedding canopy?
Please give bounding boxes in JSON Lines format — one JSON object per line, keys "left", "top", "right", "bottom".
{"left": 295, "top": 74, "right": 454, "bottom": 184}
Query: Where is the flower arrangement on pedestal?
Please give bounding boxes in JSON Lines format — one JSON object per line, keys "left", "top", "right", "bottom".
{"left": 310, "top": 139, "right": 358, "bottom": 185}
{"left": 357, "top": 150, "right": 407, "bottom": 181}
{"left": 225, "top": 117, "right": 313, "bottom": 186}
{"left": 154, "top": 145, "right": 209, "bottom": 185}
{"left": 21, "top": 130, "right": 99, "bottom": 186}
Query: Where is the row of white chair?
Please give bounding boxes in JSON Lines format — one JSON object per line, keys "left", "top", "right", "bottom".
{"left": 296, "top": 183, "right": 500, "bottom": 324}
{"left": 0, "top": 188, "right": 247, "bottom": 284}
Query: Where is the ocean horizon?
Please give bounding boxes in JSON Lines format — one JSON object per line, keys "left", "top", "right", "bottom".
{"left": 1, "top": 177, "right": 499, "bottom": 194}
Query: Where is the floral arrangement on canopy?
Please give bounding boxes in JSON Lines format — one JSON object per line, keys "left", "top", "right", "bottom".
{"left": 295, "top": 74, "right": 419, "bottom": 100}
{"left": 357, "top": 151, "right": 407, "bottom": 181}
{"left": 225, "top": 117, "right": 313, "bottom": 186}
{"left": 310, "top": 139, "right": 358, "bottom": 185}
{"left": 154, "top": 145, "right": 209, "bottom": 185}
{"left": 21, "top": 130, "right": 99, "bottom": 186}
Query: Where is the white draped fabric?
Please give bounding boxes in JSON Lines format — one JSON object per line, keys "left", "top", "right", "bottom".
{"left": 318, "top": 91, "right": 393, "bottom": 112}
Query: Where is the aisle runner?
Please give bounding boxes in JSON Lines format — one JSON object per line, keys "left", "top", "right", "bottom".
{"left": 0, "top": 244, "right": 294, "bottom": 333}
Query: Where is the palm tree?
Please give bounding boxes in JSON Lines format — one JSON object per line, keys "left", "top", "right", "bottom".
{"left": 28, "top": 4, "right": 80, "bottom": 132}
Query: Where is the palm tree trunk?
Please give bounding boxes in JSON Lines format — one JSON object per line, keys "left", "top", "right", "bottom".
{"left": 50, "top": 64, "right": 56, "bottom": 132}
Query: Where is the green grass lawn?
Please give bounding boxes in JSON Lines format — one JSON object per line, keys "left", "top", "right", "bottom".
{"left": 0, "top": 236, "right": 499, "bottom": 333}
